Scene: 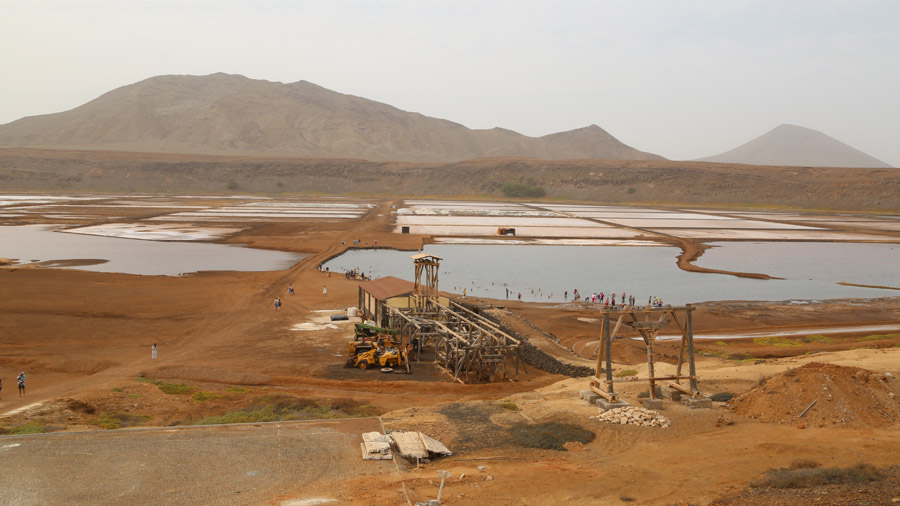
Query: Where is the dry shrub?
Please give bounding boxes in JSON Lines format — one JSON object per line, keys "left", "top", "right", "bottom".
{"left": 88, "top": 411, "right": 152, "bottom": 430}
{"left": 752, "top": 463, "right": 882, "bottom": 489}
{"left": 710, "top": 392, "right": 733, "bottom": 402}
{"left": 509, "top": 422, "right": 595, "bottom": 451}
{"left": 328, "top": 398, "right": 380, "bottom": 417}
{"left": 499, "top": 400, "right": 520, "bottom": 412}
{"left": 66, "top": 399, "right": 97, "bottom": 414}
{"left": 789, "top": 459, "right": 821, "bottom": 470}
{"left": 252, "top": 394, "right": 318, "bottom": 412}
{"left": 194, "top": 395, "right": 378, "bottom": 425}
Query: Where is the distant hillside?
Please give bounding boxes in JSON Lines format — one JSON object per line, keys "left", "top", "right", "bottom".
{"left": 699, "top": 124, "right": 891, "bottom": 168}
{"left": 0, "top": 73, "right": 663, "bottom": 163}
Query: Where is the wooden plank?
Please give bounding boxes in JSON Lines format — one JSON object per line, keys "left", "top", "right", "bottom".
{"left": 392, "top": 431, "right": 428, "bottom": 459}
{"left": 361, "top": 443, "right": 393, "bottom": 460}
{"left": 419, "top": 433, "right": 452, "bottom": 456}
{"left": 666, "top": 381, "right": 697, "bottom": 395}
{"left": 606, "top": 375, "right": 695, "bottom": 384}
{"left": 361, "top": 432, "right": 393, "bottom": 455}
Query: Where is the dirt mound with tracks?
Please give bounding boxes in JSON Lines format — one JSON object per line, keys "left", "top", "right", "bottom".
{"left": 731, "top": 362, "right": 900, "bottom": 428}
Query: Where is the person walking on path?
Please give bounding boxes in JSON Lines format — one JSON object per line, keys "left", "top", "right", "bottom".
{"left": 152, "top": 343, "right": 158, "bottom": 360}
{"left": 274, "top": 297, "right": 282, "bottom": 310}
{"left": 17, "top": 371, "right": 26, "bottom": 397}
{"left": 323, "top": 285, "right": 328, "bottom": 296}
{"left": 0, "top": 378, "right": 3, "bottom": 400}
{"left": 288, "top": 284, "right": 294, "bottom": 295}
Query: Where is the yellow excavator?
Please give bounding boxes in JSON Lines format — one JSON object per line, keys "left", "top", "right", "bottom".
{"left": 346, "top": 324, "right": 409, "bottom": 370}
{"left": 349, "top": 346, "right": 406, "bottom": 370}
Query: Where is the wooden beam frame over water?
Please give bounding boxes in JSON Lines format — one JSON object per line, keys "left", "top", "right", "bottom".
{"left": 386, "top": 300, "right": 521, "bottom": 384}
{"left": 380, "top": 253, "right": 522, "bottom": 383}
{"left": 590, "top": 305, "right": 702, "bottom": 402}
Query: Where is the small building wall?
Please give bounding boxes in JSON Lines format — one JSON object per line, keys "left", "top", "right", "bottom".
{"left": 358, "top": 282, "right": 450, "bottom": 326}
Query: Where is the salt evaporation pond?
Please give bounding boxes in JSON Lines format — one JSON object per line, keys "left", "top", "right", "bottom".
{"left": 323, "top": 243, "right": 900, "bottom": 305}
{"left": 695, "top": 242, "right": 900, "bottom": 288}
{"left": 0, "top": 225, "right": 306, "bottom": 276}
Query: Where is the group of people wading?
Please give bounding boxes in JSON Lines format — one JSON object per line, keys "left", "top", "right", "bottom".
{"left": 570, "top": 289, "right": 665, "bottom": 309}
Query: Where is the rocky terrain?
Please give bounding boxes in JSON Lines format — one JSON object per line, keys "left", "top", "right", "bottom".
{"left": 2, "top": 148, "right": 899, "bottom": 210}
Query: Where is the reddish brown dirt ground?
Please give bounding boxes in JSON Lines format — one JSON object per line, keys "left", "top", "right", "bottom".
{"left": 731, "top": 362, "right": 900, "bottom": 429}
{"left": 1, "top": 197, "right": 899, "bottom": 505}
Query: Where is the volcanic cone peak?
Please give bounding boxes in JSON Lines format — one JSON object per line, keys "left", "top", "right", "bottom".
{"left": 699, "top": 123, "right": 891, "bottom": 168}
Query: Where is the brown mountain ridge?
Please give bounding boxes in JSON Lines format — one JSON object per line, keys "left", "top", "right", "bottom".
{"left": 0, "top": 73, "right": 663, "bottom": 163}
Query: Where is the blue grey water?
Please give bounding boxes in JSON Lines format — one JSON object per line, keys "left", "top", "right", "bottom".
{"left": 0, "top": 225, "right": 306, "bottom": 276}
{"left": 323, "top": 243, "right": 899, "bottom": 305}
{"left": 3, "top": 224, "right": 896, "bottom": 302}
{"left": 697, "top": 242, "right": 900, "bottom": 288}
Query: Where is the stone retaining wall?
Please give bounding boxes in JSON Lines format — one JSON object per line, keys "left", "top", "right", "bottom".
{"left": 462, "top": 303, "right": 594, "bottom": 378}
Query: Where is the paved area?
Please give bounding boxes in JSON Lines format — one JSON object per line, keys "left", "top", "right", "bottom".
{"left": 0, "top": 418, "right": 398, "bottom": 505}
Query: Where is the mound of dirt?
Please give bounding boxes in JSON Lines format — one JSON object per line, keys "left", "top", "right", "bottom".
{"left": 731, "top": 362, "right": 900, "bottom": 428}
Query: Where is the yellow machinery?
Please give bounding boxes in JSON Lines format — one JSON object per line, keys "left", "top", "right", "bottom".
{"left": 346, "top": 323, "right": 409, "bottom": 370}
{"left": 348, "top": 346, "right": 407, "bottom": 369}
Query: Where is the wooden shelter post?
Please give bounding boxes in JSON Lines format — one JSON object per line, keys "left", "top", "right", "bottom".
{"left": 604, "top": 313, "right": 614, "bottom": 395}
{"left": 589, "top": 305, "right": 706, "bottom": 405}
{"left": 687, "top": 304, "right": 698, "bottom": 392}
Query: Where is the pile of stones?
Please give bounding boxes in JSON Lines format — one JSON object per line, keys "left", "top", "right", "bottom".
{"left": 591, "top": 406, "right": 671, "bottom": 428}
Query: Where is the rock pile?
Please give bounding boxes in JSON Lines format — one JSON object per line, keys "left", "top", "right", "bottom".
{"left": 591, "top": 406, "right": 671, "bottom": 428}
{"left": 480, "top": 309, "right": 593, "bottom": 377}
{"left": 731, "top": 362, "right": 900, "bottom": 428}
{"left": 515, "top": 340, "right": 594, "bottom": 377}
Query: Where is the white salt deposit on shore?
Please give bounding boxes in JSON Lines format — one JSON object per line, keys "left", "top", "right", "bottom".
{"left": 432, "top": 237, "right": 662, "bottom": 246}
{"left": 65, "top": 223, "right": 243, "bottom": 241}
{"left": 654, "top": 228, "right": 889, "bottom": 240}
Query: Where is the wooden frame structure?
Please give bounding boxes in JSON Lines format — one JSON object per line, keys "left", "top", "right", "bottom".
{"left": 385, "top": 300, "right": 521, "bottom": 383}
{"left": 590, "top": 304, "right": 702, "bottom": 403}
{"left": 376, "top": 254, "right": 521, "bottom": 384}
{"left": 411, "top": 253, "right": 441, "bottom": 313}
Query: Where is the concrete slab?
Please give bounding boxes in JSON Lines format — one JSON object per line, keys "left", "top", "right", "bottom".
{"left": 662, "top": 387, "right": 683, "bottom": 401}
{"left": 595, "top": 399, "right": 630, "bottom": 411}
{"left": 580, "top": 390, "right": 601, "bottom": 403}
{"left": 681, "top": 397, "right": 713, "bottom": 409}
{"left": 642, "top": 399, "right": 664, "bottom": 410}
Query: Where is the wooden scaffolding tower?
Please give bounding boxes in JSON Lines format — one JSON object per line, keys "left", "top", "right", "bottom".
{"left": 411, "top": 253, "right": 441, "bottom": 313}
{"left": 590, "top": 305, "right": 703, "bottom": 404}
{"left": 382, "top": 254, "right": 521, "bottom": 384}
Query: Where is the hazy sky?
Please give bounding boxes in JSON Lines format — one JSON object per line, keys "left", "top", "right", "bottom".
{"left": 2, "top": 1, "right": 898, "bottom": 165}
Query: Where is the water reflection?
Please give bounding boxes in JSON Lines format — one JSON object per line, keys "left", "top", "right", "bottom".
{"left": 323, "top": 243, "right": 899, "bottom": 304}
{"left": 0, "top": 225, "right": 306, "bottom": 276}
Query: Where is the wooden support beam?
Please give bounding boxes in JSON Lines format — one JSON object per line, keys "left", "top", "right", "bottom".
{"left": 607, "top": 375, "right": 696, "bottom": 384}
{"left": 587, "top": 305, "right": 702, "bottom": 403}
